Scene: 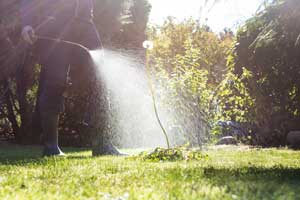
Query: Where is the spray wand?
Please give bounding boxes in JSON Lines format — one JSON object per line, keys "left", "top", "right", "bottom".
{"left": 143, "top": 41, "right": 170, "bottom": 149}
{"left": 35, "top": 35, "right": 90, "bottom": 53}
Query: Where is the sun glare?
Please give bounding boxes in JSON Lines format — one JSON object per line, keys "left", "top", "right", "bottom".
{"left": 149, "top": 0, "right": 263, "bottom": 31}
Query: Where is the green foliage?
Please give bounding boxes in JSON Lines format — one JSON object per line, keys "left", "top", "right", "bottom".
{"left": 217, "top": 0, "right": 300, "bottom": 146}
{"left": 148, "top": 18, "right": 233, "bottom": 145}
{"left": 134, "top": 147, "right": 209, "bottom": 162}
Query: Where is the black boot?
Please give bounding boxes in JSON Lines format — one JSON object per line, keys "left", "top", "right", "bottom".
{"left": 92, "top": 140, "right": 122, "bottom": 156}
{"left": 41, "top": 111, "right": 65, "bottom": 157}
{"left": 43, "top": 144, "right": 65, "bottom": 157}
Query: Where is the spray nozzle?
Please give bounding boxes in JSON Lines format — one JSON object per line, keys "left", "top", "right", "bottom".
{"left": 143, "top": 41, "right": 154, "bottom": 50}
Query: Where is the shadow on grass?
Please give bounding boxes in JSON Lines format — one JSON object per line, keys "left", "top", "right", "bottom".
{"left": 201, "top": 166, "right": 300, "bottom": 198}
{"left": 0, "top": 145, "right": 91, "bottom": 165}
{"left": 162, "top": 164, "right": 300, "bottom": 183}
{"left": 201, "top": 166, "right": 300, "bottom": 181}
{"left": 163, "top": 165, "right": 300, "bottom": 199}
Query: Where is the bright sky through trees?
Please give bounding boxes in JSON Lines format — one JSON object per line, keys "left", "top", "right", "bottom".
{"left": 149, "top": 0, "right": 263, "bottom": 32}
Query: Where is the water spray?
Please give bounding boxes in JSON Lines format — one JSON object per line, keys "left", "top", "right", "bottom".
{"left": 143, "top": 41, "right": 170, "bottom": 149}
{"left": 28, "top": 35, "right": 171, "bottom": 148}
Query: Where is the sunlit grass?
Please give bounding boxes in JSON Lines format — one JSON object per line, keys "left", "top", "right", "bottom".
{"left": 0, "top": 145, "right": 299, "bottom": 199}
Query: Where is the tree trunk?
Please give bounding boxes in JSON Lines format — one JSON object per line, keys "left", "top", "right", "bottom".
{"left": 3, "top": 80, "right": 20, "bottom": 142}
{"left": 16, "top": 53, "right": 42, "bottom": 144}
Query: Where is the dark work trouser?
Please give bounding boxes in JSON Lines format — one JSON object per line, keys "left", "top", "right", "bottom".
{"left": 35, "top": 18, "right": 101, "bottom": 152}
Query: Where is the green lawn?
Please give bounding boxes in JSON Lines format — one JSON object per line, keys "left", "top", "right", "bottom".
{"left": 0, "top": 145, "right": 299, "bottom": 200}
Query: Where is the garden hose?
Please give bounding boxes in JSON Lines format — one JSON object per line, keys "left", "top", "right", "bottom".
{"left": 35, "top": 35, "right": 90, "bottom": 53}
{"left": 144, "top": 47, "right": 170, "bottom": 149}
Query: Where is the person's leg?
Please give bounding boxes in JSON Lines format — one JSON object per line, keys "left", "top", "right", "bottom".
{"left": 70, "top": 21, "right": 121, "bottom": 155}
{"left": 41, "top": 110, "right": 63, "bottom": 156}
{"left": 38, "top": 42, "right": 70, "bottom": 156}
{"left": 33, "top": 12, "right": 73, "bottom": 155}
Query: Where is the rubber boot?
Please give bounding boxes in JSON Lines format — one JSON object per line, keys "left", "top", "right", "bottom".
{"left": 41, "top": 111, "right": 65, "bottom": 157}
{"left": 92, "top": 133, "right": 123, "bottom": 156}
{"left": 92, "top": 141, "right": 122, "bottom": 156}
{"left": 43, "top": 144, "right": 65, "bottom": 157}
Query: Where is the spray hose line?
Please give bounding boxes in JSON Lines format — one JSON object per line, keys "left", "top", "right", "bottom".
{"left": 35, "top": 35, "right": 90, "bottom": 53}
{"left": 145, "top": 54, "right": 170, "bottom": 149}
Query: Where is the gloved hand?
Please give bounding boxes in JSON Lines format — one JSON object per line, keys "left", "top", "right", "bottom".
{"left": 21, "top": 26, "right": 36, "bottom": 44}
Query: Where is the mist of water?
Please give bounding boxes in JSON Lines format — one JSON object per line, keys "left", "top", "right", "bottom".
{"left": 90, "top": 48, "right": 173, "bottom": 148}
{"left": 89, "top": 47, "right": 210, "bottom": 149}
